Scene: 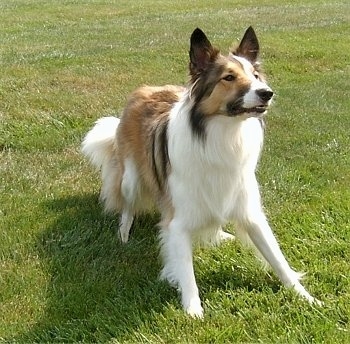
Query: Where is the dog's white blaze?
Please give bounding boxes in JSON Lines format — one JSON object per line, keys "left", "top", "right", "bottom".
{"left": 231, "top": 54, "right": 273, "bottom": 109}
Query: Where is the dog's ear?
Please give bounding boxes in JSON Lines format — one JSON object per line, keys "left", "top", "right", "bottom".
{"left": 189, "top": 28, "right": 219, "bottom": 76}
{"left": 234, "top": 26, "right": 259, "bottom": 63}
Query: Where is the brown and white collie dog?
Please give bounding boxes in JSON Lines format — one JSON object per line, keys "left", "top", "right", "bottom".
{"left": 82, "top": 27, "right": 320, "bottom": 317}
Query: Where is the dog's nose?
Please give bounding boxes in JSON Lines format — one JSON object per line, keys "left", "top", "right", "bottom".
{"left": 256, "top": 89, "right": 274, "bottom": 102}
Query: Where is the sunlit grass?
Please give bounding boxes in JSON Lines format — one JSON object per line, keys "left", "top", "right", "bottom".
{"left": 1, "top": 0, "right": 349, "bottom": 342}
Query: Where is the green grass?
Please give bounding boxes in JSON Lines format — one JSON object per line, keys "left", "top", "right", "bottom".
{"left": 1, "top": 0, "right": 349, "bottom": 342}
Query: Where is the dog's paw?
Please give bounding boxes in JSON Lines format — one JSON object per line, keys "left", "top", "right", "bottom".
{"left": 313, "top": 298, "right": 324, "bottom": 307}
{"left": 217, "top": 229, "right": 235, "bottom": 242}
{"left": 307, "top": 295, "right": 323, "bottom": 307}
{"left": 119, "top": 229, "right": 129, "bottom": 243}
{"left": 184, "top": 297, "right": 204, "bottom": 318}
{"left": 293, "top": 282, "right": 323, "bottom": 307}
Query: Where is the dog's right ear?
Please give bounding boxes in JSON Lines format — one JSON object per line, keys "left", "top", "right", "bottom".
{"left": 189, "top": 28, "right": 219, "bottom": 77}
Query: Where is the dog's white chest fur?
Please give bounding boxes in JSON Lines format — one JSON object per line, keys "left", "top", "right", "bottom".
{"left": 168, "top": 98, "right": 264, "bottom": 229}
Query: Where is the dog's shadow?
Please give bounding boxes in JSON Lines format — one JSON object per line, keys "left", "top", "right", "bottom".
{"left": 15, "top": 193, "right": 280, "bottom": 341}
{"left": 14, "top": 193, "right": 177, "bottom": 342}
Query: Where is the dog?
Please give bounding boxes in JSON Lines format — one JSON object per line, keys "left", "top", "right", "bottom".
{"left": 82, "top": 27, "right": 320, "bottom": 317}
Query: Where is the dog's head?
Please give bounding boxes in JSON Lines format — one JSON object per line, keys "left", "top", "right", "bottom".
{"left": 188, "top": 27, "right": 273, "bottom": 137}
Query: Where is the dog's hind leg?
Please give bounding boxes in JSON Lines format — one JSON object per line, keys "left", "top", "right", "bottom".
{"left": 119, "top": 157, "right": 138, "bottom": 243}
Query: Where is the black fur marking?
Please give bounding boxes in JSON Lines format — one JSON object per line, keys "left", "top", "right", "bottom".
{"left": 188, "top": 64, "right": 225, "bottom": 141}
{"left": 259, "top": 118, "right": 265, "bottom": 129}
{"left": 151, "top": 124, "right": 162, "bottom": 189}
{"left": 159, "top": 119, "right": 170, "bottom": 186}
{"left": 226, "top": 98, "right": 244, "bottom": 116}
{"left": 226, "top": 88, "right": 250, "bottom": 116}
{"left": 189, "top": 106, "right": 207, "bottom": 140}
{"left": 151, "top": 119, "right": 170, "bottom": 190}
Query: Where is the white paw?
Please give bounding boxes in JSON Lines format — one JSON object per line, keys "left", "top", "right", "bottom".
{"left": 184, "top": 297, "right": 204, "bottom": 318}
{"left": 293, "top": 282, "right": 323, "bottom": 306}
{"left": 305, "top": 294, "right": 323, "bottom": 307}
{"left": 159, "top": 269, "right": 178, "bottom": 288}
{"left": 119, "top": 228, "right": 129, "bottom": 243}
{"left": 119, "top": 211, "right": 134, "bottom": 244}
{"left": 313, "top": 298, "right": 324, "bottom": 307}
{"left": 218, "top": 230, "right": 235, "bottom": 242}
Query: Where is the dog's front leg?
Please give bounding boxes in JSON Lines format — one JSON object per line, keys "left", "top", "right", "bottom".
{"left": 159, "top": 219, "right": 203, "bottom": 317}
{"left": 234, "top": 181, "right": 319, "bottom": 305}
{"left": 241, "top": 214, "right": 317, "bottom": 302}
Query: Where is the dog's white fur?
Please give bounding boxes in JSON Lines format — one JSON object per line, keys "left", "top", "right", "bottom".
{"left": 82, "top": 27, "right": 320, "bottom": 317}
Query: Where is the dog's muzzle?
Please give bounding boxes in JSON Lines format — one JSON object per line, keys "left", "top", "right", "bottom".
{"left": 227, "top": 88, "right": 274, "bottom": 117}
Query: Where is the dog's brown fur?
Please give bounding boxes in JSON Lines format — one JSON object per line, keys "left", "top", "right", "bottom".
{"left": 107, "top": 85, "right": 184, "bottom": 212}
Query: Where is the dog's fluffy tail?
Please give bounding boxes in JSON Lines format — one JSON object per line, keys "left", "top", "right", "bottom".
{"left": 81, "top": 116, "right": 120, "bottom": 169}
{"left": 82, "top": 116, "right": 121, "bottom": 213}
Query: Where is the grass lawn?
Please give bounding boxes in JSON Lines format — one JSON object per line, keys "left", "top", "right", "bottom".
{"left": 1, "top": 0, "right": 349, "bottom": 342}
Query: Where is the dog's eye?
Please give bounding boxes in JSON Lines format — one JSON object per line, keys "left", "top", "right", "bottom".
{"left": 253, "top": 72, "right": 260, "bottom": 80}
{"left": 223, "top": 75, "right": 235, "bottom": 82}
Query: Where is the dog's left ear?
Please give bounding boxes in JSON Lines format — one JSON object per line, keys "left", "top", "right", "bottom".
{"left": 233, "top": 26, "right": 260, "bottom": 63}
{"left": 189, "top": 28, "right": 219, "bottom": 77}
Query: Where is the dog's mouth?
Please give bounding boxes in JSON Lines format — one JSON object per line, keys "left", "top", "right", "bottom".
{"left": 227, "top": 103, "right": 268, "bottom": 117}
